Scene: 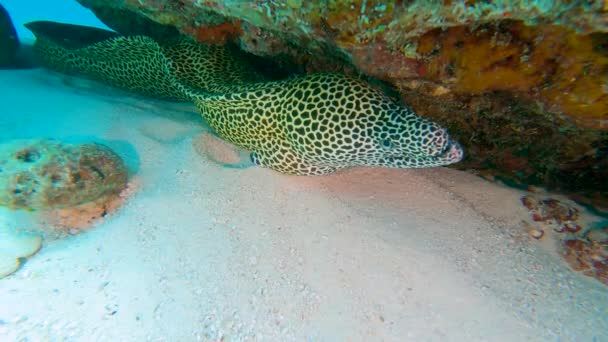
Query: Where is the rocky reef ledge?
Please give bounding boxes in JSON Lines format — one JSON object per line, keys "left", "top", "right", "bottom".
{"left": 75, "top": 0, "right": 607, "bottom": 210}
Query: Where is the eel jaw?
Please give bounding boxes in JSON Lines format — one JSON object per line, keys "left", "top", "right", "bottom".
{"left": 439, "top": 138, "right": 464, "bottom": 164}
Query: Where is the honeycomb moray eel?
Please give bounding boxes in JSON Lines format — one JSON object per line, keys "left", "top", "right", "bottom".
{"left": 182, "top": 73, "right": 464, "bottom": 175}
{"left": 24, "top": 21, "right": 260, "bottom": 100}
{"left": 26, "top": 21, "right": 463, "bottom": 175}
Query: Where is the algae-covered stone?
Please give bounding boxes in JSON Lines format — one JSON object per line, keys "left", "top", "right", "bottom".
{"left": 0, "top": 139, "right": 128, "bottom": 210}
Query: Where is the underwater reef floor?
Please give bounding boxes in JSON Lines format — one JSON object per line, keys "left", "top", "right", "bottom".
{"left": 0, "top": 69, "right": 606, "bottom": 340}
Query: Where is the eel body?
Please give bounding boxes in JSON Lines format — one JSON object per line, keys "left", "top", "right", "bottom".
{"left": 186, "top": 73, "right": 463, "bottom": 175}
{"left": 26, "top": 21, "right": 464, "bottom": 175}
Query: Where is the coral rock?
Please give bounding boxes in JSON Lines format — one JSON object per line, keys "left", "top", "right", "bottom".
{"left": 563, "top": 232, "right": 608, "bottom": 286}
{"left": 414, "top": 21, "right": 608, "bottom": 130}
{"left": 41, "top": 182, "right": 134, "bottom": 234}
{"left": 521, "top": 196, "right": 580, "bottom": 225}
{"left": 0, "top": 139, "right": 128, "bottom": 210}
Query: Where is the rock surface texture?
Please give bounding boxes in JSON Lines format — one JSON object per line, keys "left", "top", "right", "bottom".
{"left": 74, "top": 0, "right": 607, "bottom": 208}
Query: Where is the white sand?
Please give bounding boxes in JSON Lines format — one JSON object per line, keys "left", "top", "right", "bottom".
{"left": 0, "top": 69, "right": 606, "bottom": 341}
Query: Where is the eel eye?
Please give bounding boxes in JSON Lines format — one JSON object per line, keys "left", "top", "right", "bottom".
{"left": 381, "top": 138, "right": 392, "bottom": 149}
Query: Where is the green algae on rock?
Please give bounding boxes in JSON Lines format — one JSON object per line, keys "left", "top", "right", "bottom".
{"left": 75, "top": 0, "right": 608, "bottom": 50}
{"left": 0, "top": 140, "right": 128, "bottom": 210}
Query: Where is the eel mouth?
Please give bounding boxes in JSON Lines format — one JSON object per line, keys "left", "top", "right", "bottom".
{"left": 380, "top": 137, "right": 464, "bottom": 167}
{"left": 439, "top": 138, "right": 464, "bottom": 163}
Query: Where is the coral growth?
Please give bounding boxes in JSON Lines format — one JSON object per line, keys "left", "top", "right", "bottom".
{"left": 75, "top": 0, "right": 608, "bottom": 50}
{"left": 521, "top": 195, "right": 608, "bottom": 286}
{"left": 0, "top": 139, "right": 128, "bottom": 210}
{"left": 521, "top": 196, "right": 579, "bottom": 226}
{"left": 563, "top": 227, "right": 608, "bottom": 286}
{"left": 414, "top": 21, "right": 608, "bottom": 130}
{"left": 183, "top": 21, "right": 243, "bottom": 44}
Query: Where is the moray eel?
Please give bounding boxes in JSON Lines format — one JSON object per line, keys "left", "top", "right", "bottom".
{"left": 185, "top": 73, "right": 464, "bottom": 175}
{"left": 24, "top": 21, "right": 259, "bottom": 100}
{"left": 25, "top": 21, "right": 463, "bottom": 175}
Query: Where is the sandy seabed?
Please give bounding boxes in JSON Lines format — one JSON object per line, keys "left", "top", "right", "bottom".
{"left": 0, "top": 69, "right": 606, "bottom": 341}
